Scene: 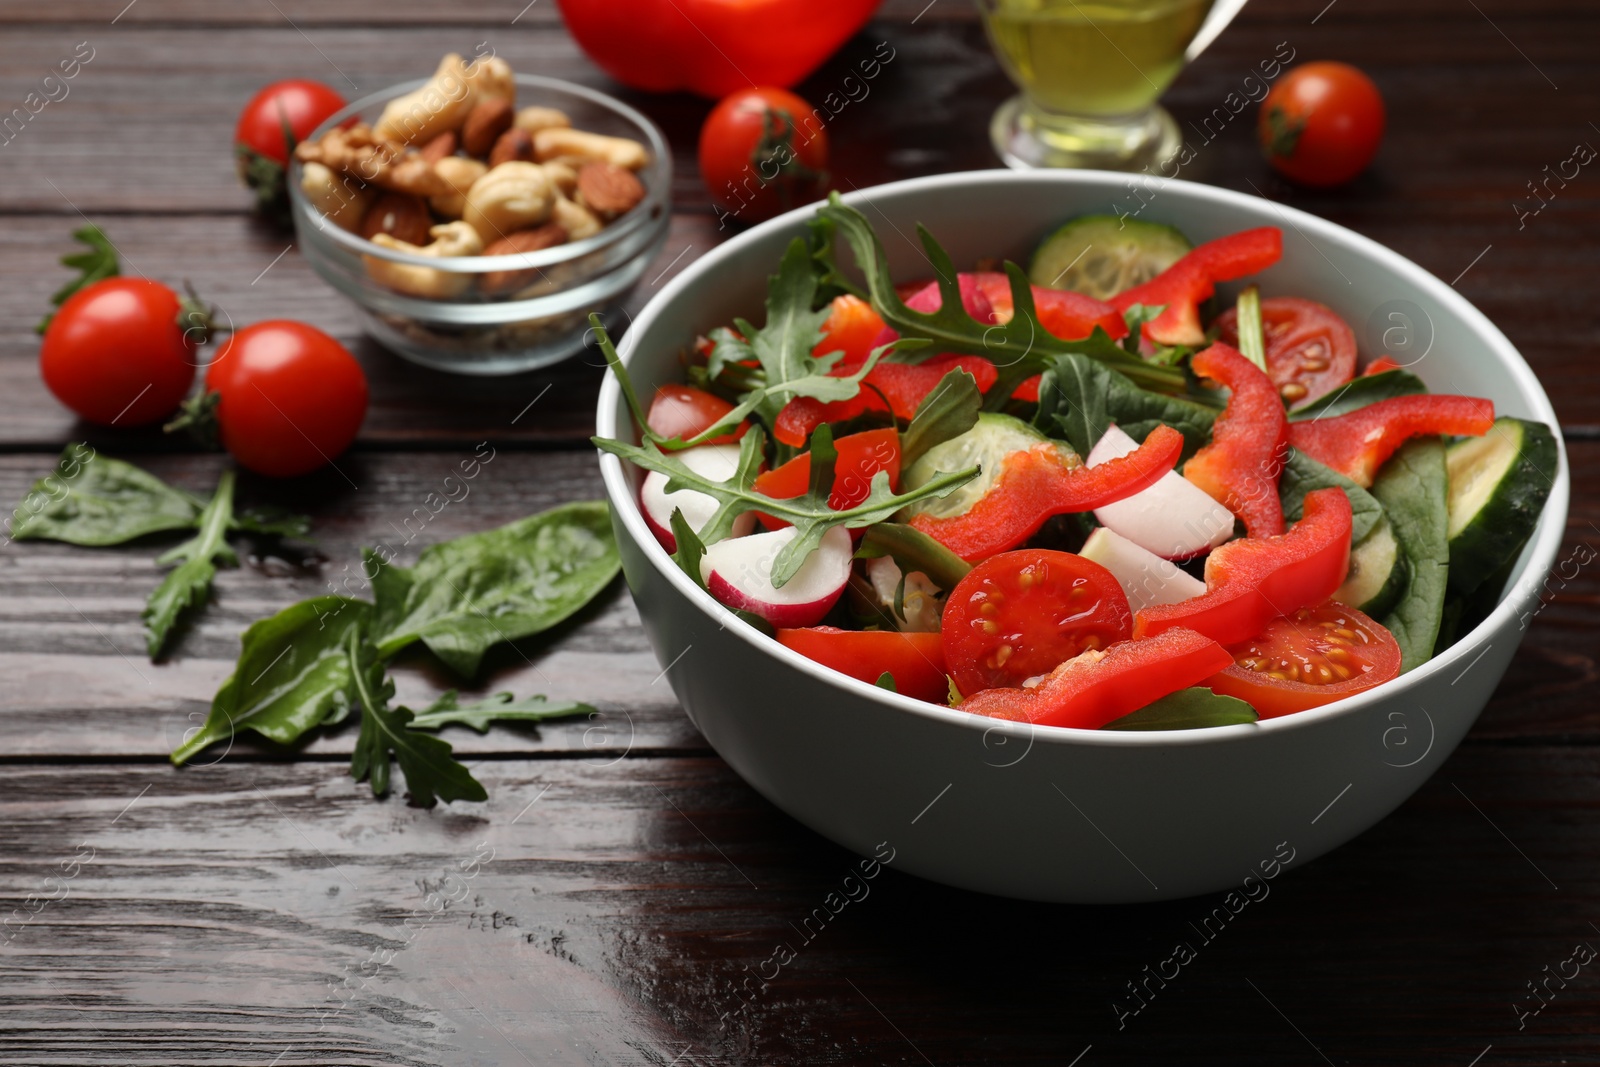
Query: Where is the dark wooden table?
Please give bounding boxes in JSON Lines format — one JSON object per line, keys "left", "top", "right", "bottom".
{"left": 2, "top": 1, "right": 1597, "bottom": 1063}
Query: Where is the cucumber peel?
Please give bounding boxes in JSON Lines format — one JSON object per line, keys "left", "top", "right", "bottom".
{"left": 1028, "top": 215, "right": 1191, "bottom": 299}
{"left": 1445, "top": 417, "right": 1558, "bottom": 595}
{"left": 901, "top": 412, "right": 1070, "bottom": 521}
{"left": 1334, "top": 517, "right": 1406, "bottom": 619}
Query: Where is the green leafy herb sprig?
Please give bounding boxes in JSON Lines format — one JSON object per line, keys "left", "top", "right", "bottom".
{"left": 38, "top": 226, "right": 119, "bottom": 334}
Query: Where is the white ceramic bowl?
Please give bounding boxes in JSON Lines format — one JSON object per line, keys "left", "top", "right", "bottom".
{"left": 596, "top": 171, "right": 1568, "bottom": 903}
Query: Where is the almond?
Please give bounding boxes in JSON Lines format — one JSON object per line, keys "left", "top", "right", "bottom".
{"left": 479, "top": 223, "right": 569, "bottom": 295}
{"left": 488, "top": 127, "right": 536, "bottom": 167}
{"left": 359, "top": 191, "right": 434, "bottom": 245}
{"left": 461, "top": 97, "right": 514, "bottom": 159}
{"left": 576, "top": 161, "right": 645, "bottom": 220}
{"left": 420, "top": 130, "right": 458, "bottom": 163}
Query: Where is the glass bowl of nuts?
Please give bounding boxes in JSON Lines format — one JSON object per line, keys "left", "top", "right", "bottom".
{"left": 288, "top": 55, "right": 671, "bottom": 375}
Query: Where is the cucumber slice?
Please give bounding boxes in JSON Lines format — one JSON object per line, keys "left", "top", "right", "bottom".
{"left": 1445, "top": 417, "right": 1558, "bottom": 595}
{"left": 900, "top": 413, "right": 1072, "bottom": 521}
{"left": 1334, "top": 517, "right": 1406, "bottom": 618}
{"left": 1028, "top": 215, "right": 1192, "bottom": 299}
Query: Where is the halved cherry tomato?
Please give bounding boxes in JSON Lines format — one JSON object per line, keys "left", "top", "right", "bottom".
{"left": 960, "top": 628, "right": 1234, "bottom": 729}
{"left": 942, "top": 549, "right": 1132, "bottom": 696}
{"left": 969, "top": 272, "right": 1128, "bottom": 340}
{"left": 1259, "top": 62, "right": 1386, "bottom": 189}
{"left": 1206, "top": 600, "right": 1400, "bottom": 717}
{"left": 778, "top": 626, "right": 948, "bottom": 704}
{"left": 813, "top": 294, "right": 887, "bottom": 365}
{"left": 754, "top": 427, "right": 899, "bottom": 527}
{"left": 1182, "top": 342, "right": 1289, "bottom": 538}
{"left": 1287, "top": 395, "right": 1494, "bottom": 487}
{"left": 1363, "top": 355, "right": 1403, "bottom": 376}
{"left": 1134, "top": 487, "right": 1352, "bottom": 645}
{"left": 773, "top": 354, "right": 997, "bottom": 447}
{"left": 1215, "top": 297, "right": 1356, "bottom": 406}
{"left": 647, "top": 384, "right": 748, "bottom": 445}
{"left": 911, "top": 425, "right": 1184, "bottom": 562}
{"left": 1109, "top": 228, "right": 1283, "bottom": 346}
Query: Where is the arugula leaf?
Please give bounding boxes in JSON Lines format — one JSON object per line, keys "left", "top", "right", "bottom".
{"left": 348, "top": 630, "right": 487, "bottom": 807}
{"left": 901, "top": 369, "right": 982, "bottom": 468}
{"left": 143, "top": 470, "right": 238, "bottom": 658}
{"left": 233, "top": 506, "right": 313, "bottom": 540}
{"left": 369, "top": 501, "right": 621, "bottom": 677}
{"left": 1288, "top": 369, "right": 1428, "bottom": 421}
{"left": 10, "top": 444, "right": 202, "bottom": 545}
{"left": 1279, "top": 448, "right": 1385, "bottom": 545}
{"left": 855, "top": 523, "right": 971, "bottom": 592}
{"left": 1103, "top": 687, "right": 1258, "bottom": 731}
{"left": 806, "top": 213, "right": 866, "bottom": 305}
{"left": 596, "top": 425, "right": 978, "bottom": 586}
{"left": 817, "top": 194, "right": 1186, "bottom": 396}
{"left": 38, "top": 226, "right": 119, "bottom": 334}
{"left": 405, "top": 690, "right": 594, "bottom": 734}
{"left": 1370, "top": 438, "right": 1450, "bottom": 672}
{"left": 170, "top": 596, "right": 373, "bottom": 765}
{"left": 1035, "top": 351, "right": 1220, "bottom": 460}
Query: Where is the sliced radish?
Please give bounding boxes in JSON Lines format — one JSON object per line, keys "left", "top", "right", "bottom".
{"left": 1088, "top": 425, "right": 1235, "bottom": 560}
{"left": 700, "top": 525, "right": 852, "bottom": 627}
{"left": 1079, "top": 526, "right": 1206, "bottom": 615}
{"left": 640, "top": 444, "right": 754, "bottom": 551}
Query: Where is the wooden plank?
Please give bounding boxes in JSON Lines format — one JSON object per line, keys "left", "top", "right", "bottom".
{"left": 0, "top": 743, "right": 1596, "bottom": 1064}
{"left": 0, "top": 442, "right": 1593, "bottom": 758}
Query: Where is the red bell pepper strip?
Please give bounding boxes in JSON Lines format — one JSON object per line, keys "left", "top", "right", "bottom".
{"left": 1287, "top": 394, "right": 1495, "bottom": 487}
{"left": 754, "top": 427, "right": 901, "bottom": 529}
{"left": 1183, "top": 342, "right": 1290, "bottom": 538}
{"left": 778, "top": 626, "right": 949, "bottom": 704}
{"left": 813, "top": 294, "right": 886, "bottom": 364}
{"left": 1362, "top": 354, "right": 1403, "bottom": 376}
{"left": 773, "top": 354, "right": 999, "bottom": 447}
{"left": 555, "top": 0, "right": 880, "bottom": 99}
{"left": 910, "top": 424, "right": 1184, "bottom": 562}
{"left": 968, "top": 272, "right": 1129, "bottom": 340}
{"left": 1110, "top": 228, "right": 1283, "bottom": 346}
{"left": 1133, "top": 487, "right": 1352, "bottom": 645}
{"left": 960, "top": 628, "right": 1234, "bottom": 729}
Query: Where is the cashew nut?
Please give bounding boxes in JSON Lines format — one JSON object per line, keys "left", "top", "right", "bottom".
{"left": 363, "top": 221, "right": 484, "bottom": 299}
{"left": 533, "top": 128, "right": 649, "bottom": 170}
{"left": 513, "top": 106, "right": 571, "bottom": 136}
{"left": 374, "top": 53, "right": 475, "bottom": 145}
{"left": 465, "top": 54, "right": 515, "bottom": 105}
{"left": 300, "top": 161, "right": 374, "bottom": 232}
{"left": 461, "top": 161, "right": 555, "bottom": 242}
{"left": 428, "top": 156, "right": 488, "bottom": 220}
{"left": 550, "top": 194, "right": 602, "bottom": 241}
{"left": 542, "top": 159, "right": 579, "bottom": 197}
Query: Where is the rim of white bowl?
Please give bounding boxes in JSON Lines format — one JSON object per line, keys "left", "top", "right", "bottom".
{"left": 596, "top": 170, "right": 1570, "bottom": 749}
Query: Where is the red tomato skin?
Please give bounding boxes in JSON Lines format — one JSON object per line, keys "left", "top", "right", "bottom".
{"left": 960, "top": 627, "right": 1234, "bottom": 729}
{"left": 205, "top": 321, "right": 367, "bottom": 478}
{"left": 942, "top": 548, "right": 1133, "bottom": 696}
{"left": 235, "top": 79, "right": 347, "bottom": 165}
{"left": 1215, "top": 297, "right": 1357, "bottom": 406}
{"left": 700, "top": 87, "right": 828, "bottom": 224}
{"left": 40, "top": 279, "right": 197, "bottom": 427}
{"left": 1134, "top": 488, "right": 1353, "bottom": 646}
{"left": 1206, "top": 600, "right": 1402, "bottom": 717}
{"left": 754, "top": 427, "right": 900, "bottom": 527}
{"left": 969, "top": 272, "right": 1128, "bottom": 340}
{"left": 777, "top": 626, "right": 949, "bottom": 704}
{"left": 1183, "top": 342, "right": 1290, "bottom": 538}
{"left": 1259, "top": 62, "right": 1386, "bottom": 188}
{"left": 647, "top": 384, "right": 748, "bottom": 445}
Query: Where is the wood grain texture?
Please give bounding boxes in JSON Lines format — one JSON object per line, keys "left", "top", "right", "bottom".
{"left": 1, "top": 746, "right": 1596, "bottom": 1066}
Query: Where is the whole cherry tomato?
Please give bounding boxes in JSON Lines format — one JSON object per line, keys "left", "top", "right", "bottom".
{"left": 235, "top": 79, "right": 347, "bottom": 166}
{"left": 1259, "top": 62, "right": 1385, "bottom": 188}
{"left": 700, "top": 87, "right": 828, "bottom": 226}
{"left": 204, "top": 321, "right": 367, "bottom": 478}
{"left": 40, "top": 278, "right": 198, "bottom": 427}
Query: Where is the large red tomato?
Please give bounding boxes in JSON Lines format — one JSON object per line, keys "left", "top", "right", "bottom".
{"left": 40, "top": 278, "right": 198, "bottom": 427}
{"left": 204, "top": 321, "right": 367, "bottom": 478}
{"left": 700, "top": 87, "right": 829, "bottom": 226}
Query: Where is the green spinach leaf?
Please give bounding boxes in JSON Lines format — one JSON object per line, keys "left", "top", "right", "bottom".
{"left": 11, "top": 444, "right": 202, "bottom": 545}
{"left": 1280, "top": 448, "right": 1385, "bottom": 545}
{"left": 369, "top": 501, "right": 621, "bottom": 677}
{"left": 347, "top": 631, "right": 486, "bottom": 806}
{"left": 901, "top": 369, "right": 982, "bottom": 468}
{"left": 170, "top": 595, "right": 373, "bottom": 765}
{"left": 1370, "top": 438, "right": 1450, "bottom": 672}
{"left": 1035, "top": 351, "right": 1219, "bottom": 459}
{"left": 143, "top": 470, "right": 238, "bottom": 658}
{"left": 1289, "top": 369, "right": 1427, "bottom": 421}
{"left": 1103, "top": 687, "right": 1258, "bottom": 731}
{"left": 406, "top": 690, "right": 594, "bottom": 734}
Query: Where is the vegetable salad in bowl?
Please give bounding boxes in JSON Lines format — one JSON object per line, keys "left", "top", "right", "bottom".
{"left": 595, "top": 194, "right": 1556, "bottom": 734}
